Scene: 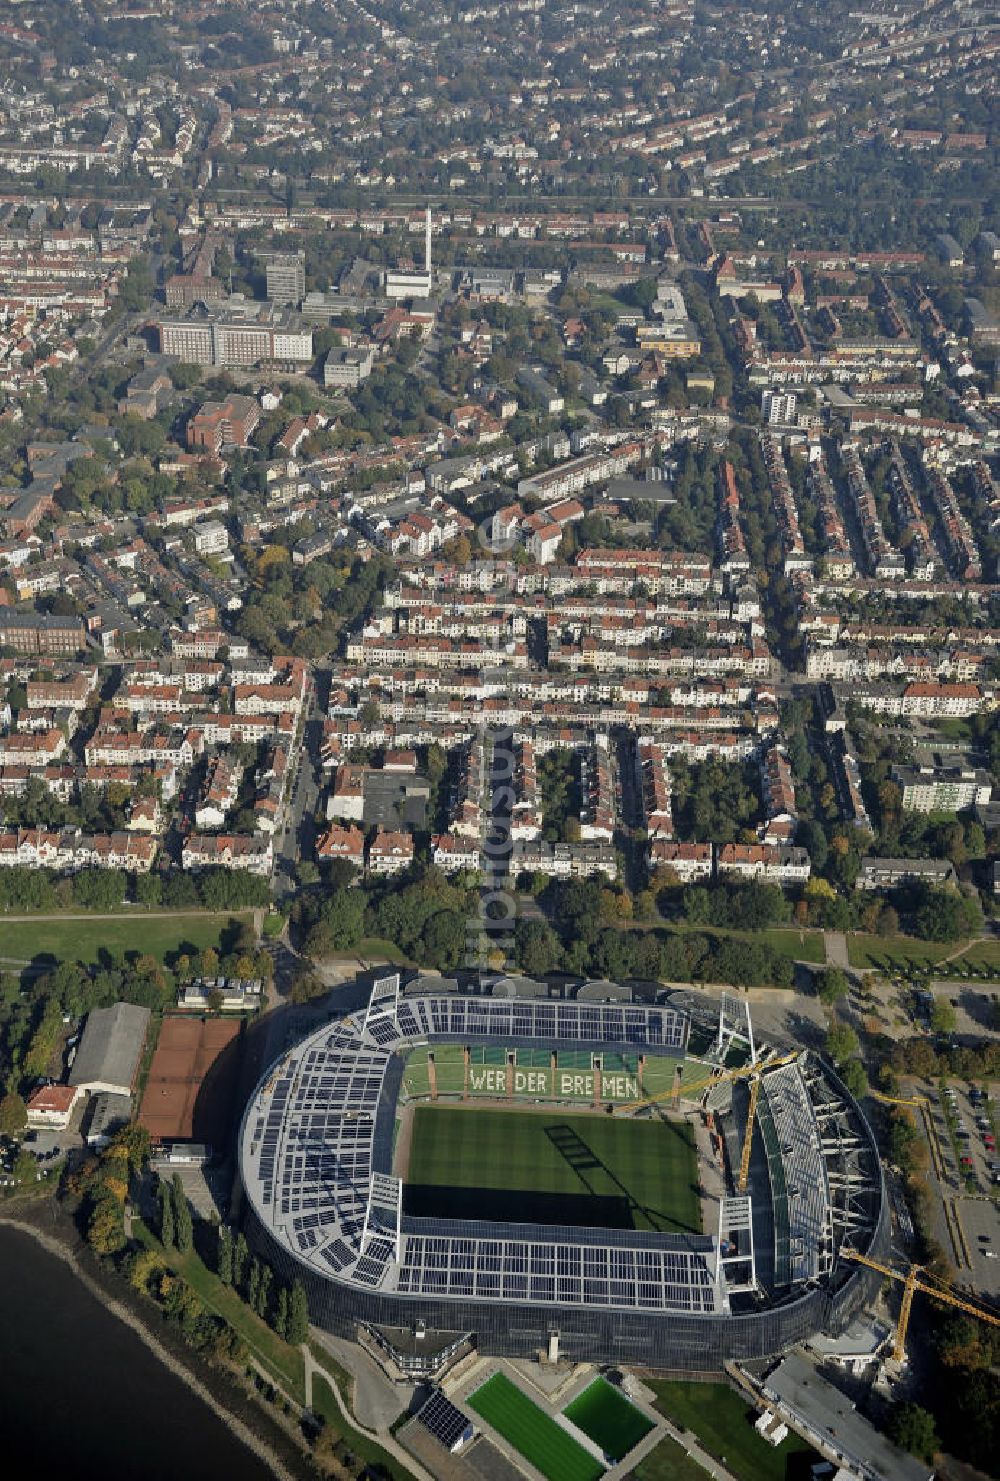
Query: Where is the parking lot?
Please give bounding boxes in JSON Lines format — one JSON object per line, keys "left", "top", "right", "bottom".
{"left": 959, "top": 1197, "right": 1000, "bottom": 1299}
{"left": 912, "top": 1078, "right": 1000, "bottom": 1297}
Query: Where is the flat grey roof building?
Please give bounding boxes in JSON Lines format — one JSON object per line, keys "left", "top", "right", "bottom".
{"left": 70, "top": 1002, "right": 151, "bottom": 1097}
{"left": 763, "top": 1350, "right": 932, "bottom": 1481}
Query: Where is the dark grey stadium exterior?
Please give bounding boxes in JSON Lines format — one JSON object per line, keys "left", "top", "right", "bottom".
{"left": 239, "top": 975, "right": 888, "bottom": 1371}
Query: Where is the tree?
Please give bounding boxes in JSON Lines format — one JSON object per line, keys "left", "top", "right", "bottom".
{"left": 825, "top": 1022, "right": 860, "bottom": 1067}
{"left": 217, "top": 1225, "right": 233, "bottom": 1285}
{"left": 171, "top": 1174, "right": 193, "bottom": 1254}
{"left": 888, "top": 1403, "right": 939, "bottom": 1462}
{"left": 514, "top": 918, "right": 561, "bottom": 977}
{"left": 200, "top": 947, "right": 220, "bottom": 979}
{"left": 233, "top": 1232, "right": 249, "bottom": 1289}
{"left": 14, "top": 1148, "right": 37, "bottom": 1184}
{"left": 247, "top": 1257, "right": 261, "bottom": 1312}
{"left": 87, "top": 1194, "right": 126, "bottom": 1256}
{"left": 273, "top": 1285, "right": 289, "bottom": 1340}
{"left": 930, "top": 999, "right": 957, "bottom": 1036}
{"left": 287, "top": 1279, "right": 310, "bottom": 1344}
{"left": 158, "top": 1179, "right": 175, "bottom": 1248}
{"left": 256, "top": 1264, "right": 273, "bottom": 1320}
{"left": 817, "top": 968, "right": 849, "bottom": 1005}
{"left": 840, "top": 1057, "right": 869, "bottom": 1099}
{"left": 0, "top": 1091, "right": 27, "bottom": 1136}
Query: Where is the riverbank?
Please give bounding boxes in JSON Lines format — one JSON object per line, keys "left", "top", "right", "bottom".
{"left": 0, "top": 1204, "right": 308, "bottom": 1481}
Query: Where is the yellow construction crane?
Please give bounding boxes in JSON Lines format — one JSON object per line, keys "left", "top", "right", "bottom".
{"left": 869, "top": 1089, "right": 930, "bottom": 1109}
{"left": 842, "top": 1248, "right": 1000, "bottom": 1362}
{"left": 621, "top": 1049, "right": 798, "bottom": 1117}
{"left": 737, "top": 1074, "right": 762, "bottom": 1194}
{"left": 621, "top": 1050, "right": 799, "bottom": 1197}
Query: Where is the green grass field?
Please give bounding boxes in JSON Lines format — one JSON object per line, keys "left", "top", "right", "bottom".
{"left": 648, "top": 1381, "right": 816, "bottom": 1481}
{"left": 405, "top": 1106, "right": 701, "bottom": 1234}
{"left": 468, "top": 1374, "right": 603, "bottom": 1481}
{"left": 563, "top": 1379, "right": 653, "bottom": 1461}
{"left": 634, "top": 1433, "right": 710, "bottom": 1481}
{"left": 0, "top": 911, "right": 253, "bottom": 967}
{"left": 847, "top": 934, "right": 1000, "bottom": 973}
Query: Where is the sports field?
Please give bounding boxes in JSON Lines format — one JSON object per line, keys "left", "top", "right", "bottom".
{"left": 564, "top": 1378, "right": 654, "bottom": 1461}
{"left": 405, "top": 1106, "right": 701, "bottom": 1234}
{"left": 468, "top": 1373, "right": 604, "bottom": 1481}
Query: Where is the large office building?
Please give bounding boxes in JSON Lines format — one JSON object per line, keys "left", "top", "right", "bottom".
{"left": 158, "top": 303, "right": 313, "bottom": 369}
{"left": 264, "top": 251, "right": 306, "bottom": 307}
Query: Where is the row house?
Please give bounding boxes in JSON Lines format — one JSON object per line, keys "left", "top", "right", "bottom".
{"left": 181, "top": 833, "right": 273, "bottom": 875}
{"left": 195, "top": 755, "right": 242, "bottom": 830}
{"left": 0, "top": 827, "right": 156, "bottom": 872}
{"left": 848, "top": 681, "right": 987, "bottom": 719}
{"left": 195, "top": 711, "right": 296, "bottom": 747}
{"left": 922, "top": 463, "right": 982, "bottom": 582}
{"left": 580, "top": 735, "right": 615, "bottom": 842}
{"left": 117, "top": 682, "right": 185, "bottom": 718}
{"left": 717, "top": 460, "right": 750, "bottom": 576}
{"left": 510, "top": 738, "right": 542, "bottom": 842}
{"left": 316, "top": 823, "right": 366, "bottom": 869}
{"left": 840, "top": 446, "right": 904, "bottom": 580}
{"left": 717, "top": 843, "right": 811, "bottom": 885}
{"left": 761, "top": 435, "right": 808, "bottom": 574}
{"left": 368, "top": 829, "right": 414, "bottom": 875}
{"left": 647, "top": 839, "right": 712, "bottom": 882}
{"left": 759, "top": 743, "right": 798, "bottom": 846}
{"left": 85, "top": 725, "right": 198, "bottom": 769}
{"left": 431, "top": 832, "right": 482, "bottom": 873}
{"left": 509, "top": 838, "right": 617, "bottom": 881}
{"left": 637, "top": 741, "right": 673, "bottom": 838}
{"left": 233, "top": 681, "right": 305, "bottom": 717}
{"left": 0, "top": 728, "right": 67, "bottom": 766}
{"left": 24, "top": 669, "right": 98, "bottom": 711}
{"left": 887, "top": 450, "right": 937, "bottom": 580}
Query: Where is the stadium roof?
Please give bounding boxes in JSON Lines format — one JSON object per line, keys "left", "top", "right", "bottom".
{"left": 240, "top": 975, "right": 727, "bottom": 1317}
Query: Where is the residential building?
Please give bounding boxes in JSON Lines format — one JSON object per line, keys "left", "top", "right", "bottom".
{"left": 857, "top": 856, "right": 957, "bottom": 891}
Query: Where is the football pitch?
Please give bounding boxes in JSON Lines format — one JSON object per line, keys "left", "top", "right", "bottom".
{"left": 468, "top": 1373, "right": 604, "bottom": 1481}
{"left": 404, "top": 1106, "right": 701, "bottom": 1234}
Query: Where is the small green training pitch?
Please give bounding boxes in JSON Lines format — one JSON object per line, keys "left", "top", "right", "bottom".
{"left": 405, "top": 1106, "right": 701, "bottom": 1234}
{"left": 564, "top": 1378, "right": 654, "bottom": 1462}
{"left": 468, "top": 1373, "right": 604, "bottom": 1481}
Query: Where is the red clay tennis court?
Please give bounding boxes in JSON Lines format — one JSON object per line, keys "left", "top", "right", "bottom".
{"left": 140, "top": 1016, "right": 243, "bottom": 1145}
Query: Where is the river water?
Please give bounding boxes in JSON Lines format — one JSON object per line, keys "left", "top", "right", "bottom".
{"left": 0, "top": 1224, "right": 277, "bottom": 1479}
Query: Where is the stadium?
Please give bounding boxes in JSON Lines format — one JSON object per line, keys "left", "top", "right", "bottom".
{"left": 239, "top": 973, "right": 889, "bottom": 1373}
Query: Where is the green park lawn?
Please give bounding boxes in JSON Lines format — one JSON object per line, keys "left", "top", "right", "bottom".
{"left": 633, "top": 1433, "right": 710, "bottom": 1481}
{"left": 0, "top": 911, "right": 254, "bottom": 968}
{"left": 847, "top": 934, "right": 1000, "bottom": 973}
{"left": 647, "top": 1381, "right": 816, "bottom": 1481}
{"left": 135, "top": 1219, "right": 305, "bottom": 1403}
